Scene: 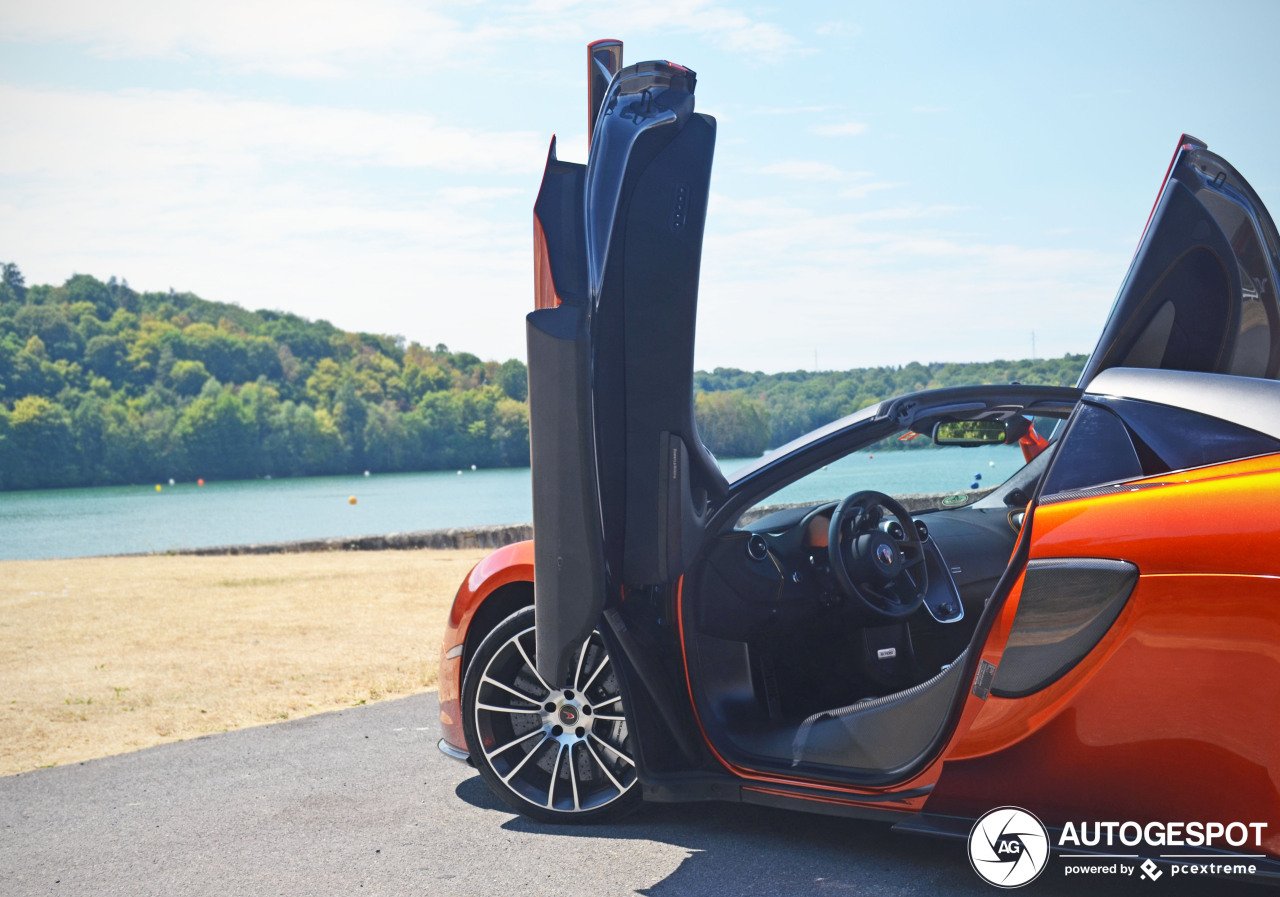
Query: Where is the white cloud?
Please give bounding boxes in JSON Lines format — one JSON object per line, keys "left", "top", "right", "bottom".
{"left": 815, "top": 21, "right": 857, "bottom": 37}
{"left": 0, "top": 0, "right": 494, "bottom": 77}
{"left": 811, "top": 122, "right": 868, "bottom": 137}
{"left": 756, "top": 160, "right": 853, "bottom": 181}
{"left": 750, "top": 104, "right": 840, "bottom": 116}
{"left": 0, "top": 85, "right": 546, "bottom": 178}
{"left": 838, "top": 181, "right": 900, "bottom": 200}
{"left": 692, "top": 195, "right": 1126, "bottom": 371}
{"left": 0, "top": 0, "right": 805, "bottom": 77}
{"left": 519, "top": 0, "right": 805, "bottom": 56}
{"left": 0, "top": 84, "right": 549, "bottom": 359}
{"left": 436, "top": 186, "right": 531, "bottom": 205}
{"left": 750, "top": 162, "right": 894, "bottom": 198}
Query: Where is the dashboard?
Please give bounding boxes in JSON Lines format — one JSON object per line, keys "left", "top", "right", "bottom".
{"left": 747, "top": 502, "right": 964, "bottom": 624}
{"left": 695, "top": 498, "right": 1021, "bottom": 645}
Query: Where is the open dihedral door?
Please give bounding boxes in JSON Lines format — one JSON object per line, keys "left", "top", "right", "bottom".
{"left": 1078, "top": 135, "right": 1280, "bottom": 387}
{"left": 526, "top": 57, "right": 727, "bottom": 687}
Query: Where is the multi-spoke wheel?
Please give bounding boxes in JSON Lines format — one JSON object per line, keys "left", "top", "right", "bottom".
{"left": 460, "top": 606, "right": 640, "bottom": 823}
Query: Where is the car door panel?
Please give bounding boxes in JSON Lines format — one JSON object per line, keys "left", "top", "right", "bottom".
{"left": 1081, "top": 136, "right": 1280, "bottom": 386}
{"left": 527, "top": 62, "right": 725, "bottom": 685}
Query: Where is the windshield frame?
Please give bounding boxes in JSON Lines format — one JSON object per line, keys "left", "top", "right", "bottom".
{"left": 708, "top": 384, "right": 1080, "bottom": 534}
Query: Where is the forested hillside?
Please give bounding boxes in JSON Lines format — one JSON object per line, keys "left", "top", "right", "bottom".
{"left": 0, "top": 263, "right": 1087, "bottom": 491}
{"left": 0, "top": 264, "right": 530, "bottom": 490}
{"left": 694, "top": 354, "right": 1087, "bottom": 456}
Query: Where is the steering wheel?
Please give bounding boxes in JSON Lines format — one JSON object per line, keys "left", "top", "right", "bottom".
{"left": 827, "top": 490, "right": 929, "bottom": 621}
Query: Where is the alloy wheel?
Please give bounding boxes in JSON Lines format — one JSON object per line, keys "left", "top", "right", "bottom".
{"left": 462, "top": 607, "right": 639, "bottom": 821}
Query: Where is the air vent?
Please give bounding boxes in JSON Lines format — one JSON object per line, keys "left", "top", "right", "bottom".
{"left": 914, "top": 520, "right": 929, "bottom": 541}
{"left": 746, "top": 533, "right": 769, "bottom": 561}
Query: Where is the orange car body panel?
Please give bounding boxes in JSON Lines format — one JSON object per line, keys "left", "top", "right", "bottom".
{"left": 532, "top": 137, "right": 566, "bottom": 311}
{"left": 437, "top": 540, "right": 535, "bottom": 751}
{"left": 532, "top": 211, "right": 560, "bottom": 310}
{"left": 928, "top": 457, "right": 1280, "bottom": 857}
{"left": 1029, "top": 462, "right": 1280, "bottom": 577}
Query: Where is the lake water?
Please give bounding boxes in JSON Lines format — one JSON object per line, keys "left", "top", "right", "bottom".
{"left": 0, "top": 445, "right": 1026, "bottom": 561}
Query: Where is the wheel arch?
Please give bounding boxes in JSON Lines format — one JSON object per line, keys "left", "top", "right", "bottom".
{"left": 463, "top": 580, "right": 534, "bottom": 674}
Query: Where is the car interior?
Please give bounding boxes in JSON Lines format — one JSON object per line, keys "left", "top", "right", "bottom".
{"left": 680, "top": 413, "right": 1067, "bottom": 779}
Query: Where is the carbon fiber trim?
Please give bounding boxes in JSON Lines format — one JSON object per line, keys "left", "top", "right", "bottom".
{"left": 991, "top": 558, "right": 1138, "bottom": 698}
{"left": 790, "top": 649, "right": 971, "bottom": 770}
{"left": 1039, "top": 481, "right": 1166, "bottom": 506}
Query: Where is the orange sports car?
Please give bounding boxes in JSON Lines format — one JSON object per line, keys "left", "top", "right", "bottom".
{"left": 438, "top": 42, "right": 1280, "bottom": 886}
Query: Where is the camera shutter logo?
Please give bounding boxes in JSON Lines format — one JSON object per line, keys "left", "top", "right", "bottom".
{"left": 968, "top": 806, "right": 1050, "bottom": 888}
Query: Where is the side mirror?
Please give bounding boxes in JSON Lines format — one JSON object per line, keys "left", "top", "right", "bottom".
{"left": 931, "top": 419, "right": 1009, "bottom": 446}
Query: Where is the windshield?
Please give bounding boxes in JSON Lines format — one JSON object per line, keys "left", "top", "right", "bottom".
{"left": 736, "top": 418, "right": 1056, "bottom": 527}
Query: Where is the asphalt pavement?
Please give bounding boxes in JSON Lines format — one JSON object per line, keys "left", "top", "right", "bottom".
{"left": 0, "top": 694, "right": 1261, "bottom": 896}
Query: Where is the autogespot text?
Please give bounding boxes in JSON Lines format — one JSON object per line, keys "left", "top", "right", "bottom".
{"left": 1057, "top": 820, "right": 1269, "bottom": 883}
{"left": 1059, "top": 820, "right": 1268, "bottom": 849}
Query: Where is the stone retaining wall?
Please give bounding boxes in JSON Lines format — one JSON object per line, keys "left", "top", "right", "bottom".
{"left": 160, "top": 523, "right": 534, "bottom": 556}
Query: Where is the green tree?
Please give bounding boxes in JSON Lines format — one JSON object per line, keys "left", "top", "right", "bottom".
{"left": 2, "top": 262, "right": 27, "bottom": 302}
{"left": 14, "top": 306, "right": 78, "bottom": 360}
{"left": 9, "top": 396, "right": 77, "bottom": 489}
{"left": 64, "top": 274, "right": 115, "bottom": 319}
{"left": 84, "top": 334, "right": 128, "bottom": 381}
{"left": 332, "top": 377, "right": 368, "bottom": 466}
{"left": 305, "top": 358, "right": 342, "bottom": 408}
{"left": 694, "top": 391, "right": 770, "bottom": 457}
{"left": 496, "top": 358, "right": 528, "bottom": 402}
{"left": 169, "top": 359, "right": 212, "bottom": 397}
{"left": 363, "top": 402, "right": 407, "bottom": 471}
{"left": 173, "top": 387, "right": 256, "bottom": 479}
{"left": 71, "top": 394, "right": 111, "bottom": 483}
{"left": 265, "top": 402, "right": 342, "bottom": 475}
{"left": 490, "top": 396, "right": 530, "bottom": 465}
{"left": 0, "top": 403, "right": 13, "bottom": 489}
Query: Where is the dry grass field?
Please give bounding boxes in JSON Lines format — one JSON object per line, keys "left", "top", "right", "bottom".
{"left": 0, "top": 548, "right": 491, "bottom": 776}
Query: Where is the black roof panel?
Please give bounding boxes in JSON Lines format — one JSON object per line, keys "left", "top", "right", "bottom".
{"left": 1084, "top": 367, "right": 1280, "bottom": 440}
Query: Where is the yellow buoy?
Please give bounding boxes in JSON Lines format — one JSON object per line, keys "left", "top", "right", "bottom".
{"left": 155, "top": 484, "right": 162, "bottom": 492}
{"left": 348, "top": 496, "right": 357, "bottom": 505}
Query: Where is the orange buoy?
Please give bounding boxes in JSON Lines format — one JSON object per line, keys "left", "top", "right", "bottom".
{"left": 348, "top": 496, "right": 357, "bottom": 505}
{"left": 197, "top": 478, "right": 205, "bottom": 486}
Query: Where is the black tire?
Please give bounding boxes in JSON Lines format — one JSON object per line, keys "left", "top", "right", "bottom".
{"left": 460, "top": 606, "right": 641, "bottom": 823}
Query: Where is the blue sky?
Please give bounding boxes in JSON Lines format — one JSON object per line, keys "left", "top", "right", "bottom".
{"left": 2, "top": 1, "right": 1278, "bottom": 373}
